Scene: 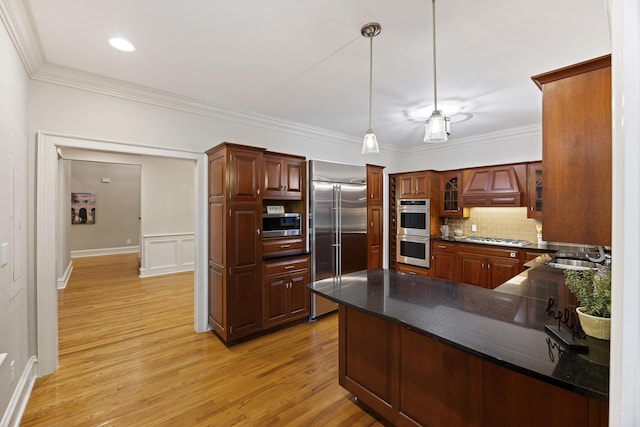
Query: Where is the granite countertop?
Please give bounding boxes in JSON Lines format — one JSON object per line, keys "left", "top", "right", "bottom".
{"left": 309, "top": 267, "right": 609, "bottom": 401}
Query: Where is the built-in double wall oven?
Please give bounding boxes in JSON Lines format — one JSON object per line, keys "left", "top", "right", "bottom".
{"left": 396, "top": 199, "right": 430, "bottom": 268}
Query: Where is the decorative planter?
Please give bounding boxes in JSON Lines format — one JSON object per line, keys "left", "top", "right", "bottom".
{"left": 576, "top": 307, "right": 611, "bottom": 340}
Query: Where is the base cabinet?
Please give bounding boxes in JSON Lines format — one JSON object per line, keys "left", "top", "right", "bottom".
{"left": 430, "top": 241, "right": 457, "bottom": 281}
{"left": 339, "top": 306, "right": 608, "bottom": 427}
{"left": 457, "top": 244, "right": 521, "bottom": 289}
{"left": 263, "top": 255, "right": 310, "bottom": 329}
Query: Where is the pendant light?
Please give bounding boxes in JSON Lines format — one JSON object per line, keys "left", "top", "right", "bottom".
{"left": 424, "top": 0, "right": 450, "bottom": 143}
{"left": 361, "top": 22, "right": 381, "bottom": 154}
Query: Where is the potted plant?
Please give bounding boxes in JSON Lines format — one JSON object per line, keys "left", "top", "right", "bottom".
{"left": 564, "top": 268, "right": 611, "bottom": 340}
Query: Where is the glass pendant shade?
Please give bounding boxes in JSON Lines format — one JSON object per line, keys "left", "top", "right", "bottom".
{"left": 362, "top": 129, "right": 380, "bottom": 154}
{"left": 424, "top": 110, "right": 449, "bottom": 143}
{"left": 423, "top": 0, "right": 451, "bottom": 144}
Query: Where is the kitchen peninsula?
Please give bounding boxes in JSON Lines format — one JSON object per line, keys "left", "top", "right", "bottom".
{"left": 309, "top": 266, "right": 609, "bottom": 427}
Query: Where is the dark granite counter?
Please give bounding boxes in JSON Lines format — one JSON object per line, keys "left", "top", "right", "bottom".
{"left": 309, "top": 267, "right": 609, "bottom": 401}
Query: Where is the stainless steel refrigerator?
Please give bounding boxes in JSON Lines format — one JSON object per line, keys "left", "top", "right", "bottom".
{"left": 309, "top": 160, "right": 368, "bottom": 318}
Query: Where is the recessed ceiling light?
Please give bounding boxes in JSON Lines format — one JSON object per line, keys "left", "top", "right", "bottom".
{"left": 108, "top": 37, "right": 136, "bottom": 52}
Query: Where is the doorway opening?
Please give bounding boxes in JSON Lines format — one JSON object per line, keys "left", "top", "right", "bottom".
{"left": 36, "top": 132, "right": 208, "bottom": 376}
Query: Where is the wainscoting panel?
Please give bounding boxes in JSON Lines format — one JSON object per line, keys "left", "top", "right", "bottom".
{"left": 140, "top": 233, "right": 195, "bottom": 278}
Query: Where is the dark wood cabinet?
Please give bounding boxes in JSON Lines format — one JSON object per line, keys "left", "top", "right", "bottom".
{"left": 367, "top": 205, "right": 383, "bottom": 269}
{"left": 339, "top": 306, "right": 398, "bottom": 422}
{"left": 398, "top": 171, "right": 430, "bottom": 199}
{"left": 263, "top": 153, "right": 305, "bottom": 200}
{"left": 366, "top": 164, "right": 384, "bottom": 203}
{"left": 527, "top": 162, "right": 543, "bottom": 219}
{"left": 531, "top": 55, "right": 612, "bottom": 246}
{"left": 431, "top": 240, "right": 457, "bottom": 281}
{"left": 262, "top": 236, "right": 305, "bottom": 257}
{"left": 263, "top": 255, "right": 310, "bottom": 329}
{"left": 458, "top": 244, "right": 521, "bottom": 289}
{"left": 461, "top": 164, "right": 526, "bottom": 207}
{"left": 207, "top": 143, "right": 309, "bottom": 344}
{"left": 367, "top": 165, "right": 385, "bottom": 269}
{"left": 439, "top": 170, "right": 469, "bottom": 218}
{"left": 395, "top": 262, "right": 430, "bottom": 277}
{"left": 339, "top": 305, "right": 607, "bottom": 427}
{"left": 228, "top": 148, "right": 263, "bottom": 203}
{"left": 206, "top": 143, "right": 264, "bottom": 343}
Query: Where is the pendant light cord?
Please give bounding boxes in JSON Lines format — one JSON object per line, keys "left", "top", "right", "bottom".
{"left": 432, "top": 0, "right": 438, "bottom": 112}
{"left": 368, "top": 34, "right": 373, "bottom": 130}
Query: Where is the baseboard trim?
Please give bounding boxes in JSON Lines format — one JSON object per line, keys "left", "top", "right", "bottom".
{"left": 71, "top": 246, "right": 140, "bottom": 258}
{"left": 56, "top": 260, "right": 73, "bottom": 289}
{"left": 0, "top": 356, "right": 38, "bottom": 427}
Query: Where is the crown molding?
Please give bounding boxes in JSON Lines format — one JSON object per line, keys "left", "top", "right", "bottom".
{"left": 396, "top": 124, "right": 542, "bottom": 157}
{"left": 32, "top": 62, "right": 365, "bottom": 150}
{"left": 0, "top": 0, "right": 44, "bottom": 75}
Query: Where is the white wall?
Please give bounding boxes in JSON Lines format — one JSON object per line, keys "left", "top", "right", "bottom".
{"left": 0, "top": 15, "right": 33, "bottom": 426}
{"left": 140, "top": 156, "right": 194, "bottom": 235}
{"left": 70, "top": 160, "right": 141, "bottom": 252}
{"left": 60, "top": 148, "right": 195, "bottom": 239}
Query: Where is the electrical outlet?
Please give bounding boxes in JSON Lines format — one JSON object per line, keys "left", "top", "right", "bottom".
{"left": 471, "top": 224, "right": 477, "bottom": 232}
{"left": 126, "top": 239, "right": 131, "bottom": 244}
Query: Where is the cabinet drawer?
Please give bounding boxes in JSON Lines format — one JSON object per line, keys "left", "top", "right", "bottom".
{"left": 396, "top": 262, "right": 430, "bottom": 277}
{"left": 264, "top": 255, "right": 310, "bottom": 276}
{"left": 432, "top": 241, "right": 457, "bottom": 252}
{"left": 457, "top": 244, "right": 521, "bottom": 260}
{"left": 263, "top": 237, "right": 304, "bottom": 255}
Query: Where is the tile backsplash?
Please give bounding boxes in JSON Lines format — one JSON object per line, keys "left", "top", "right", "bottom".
{"left": 445, "top": 207, "right": 541, "bottom": 243}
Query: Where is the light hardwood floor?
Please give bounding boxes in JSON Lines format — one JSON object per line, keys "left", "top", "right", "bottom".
{"left": 21, "top": 254, "right": 386, "bottom": 426}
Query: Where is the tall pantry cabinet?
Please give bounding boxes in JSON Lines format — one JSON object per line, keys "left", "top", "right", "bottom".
{"left": 207, "top": 143, "right": 265, "bottom": 343}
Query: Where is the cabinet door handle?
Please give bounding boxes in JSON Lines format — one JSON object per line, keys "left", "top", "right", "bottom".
{"left": 438, "top": 245, "right": 446, "bottom": 249}
{"left": 284, "top": 265, "right": 295, "bottom": 270}
{"left": 481, "top": 263, "right": 484, "bottom": 268}
{"left": 280, "top": 244, "right": 291, "bottom": 248}
{"left": 408, "top": 272, "right": 417, "bottom": 275}
{"left": 257, "top": 229, "right": 261, "bottom": 235}
{"left": 257, "top": 189, "right": 260, "bottom": 195}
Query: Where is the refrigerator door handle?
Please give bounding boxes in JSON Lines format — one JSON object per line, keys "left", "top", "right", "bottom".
{"left": 332, "top": 184, "right": 339, "bottom": 277}
{"left": 336, "top": 184, "right": 342, "bottom": 277}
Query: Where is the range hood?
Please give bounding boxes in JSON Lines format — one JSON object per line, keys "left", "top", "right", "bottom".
{"left": 461, "top": 165, "right": 525, "bottom": 207}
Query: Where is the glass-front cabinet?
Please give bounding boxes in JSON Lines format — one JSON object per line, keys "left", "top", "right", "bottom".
{"left": 439, "top": 171, "right": 469, "bottom": 218}
{"left": 527, "top": 162, "right": 542, "bottom": 219}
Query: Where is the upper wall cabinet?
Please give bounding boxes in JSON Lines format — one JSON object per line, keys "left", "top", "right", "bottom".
{"left": 531, "top": 55, "right": 611, "bottom": 246}
{"left": 398, "top": 171, "right": 431, "bottom": 199}
{"left": 460, "top": 164, "right": 526, "bottom": 207}
{"left": 439, "top": 170, "right": 469, "bottom": 218}
{"left": 263, "top": 153, "right": 305, "bottom": 200}
{"left": 526, "top": 162, "right": 543, "bottom": 219}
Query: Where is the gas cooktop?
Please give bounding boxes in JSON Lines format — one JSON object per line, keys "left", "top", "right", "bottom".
{"left": 458, "top": 236, "right": 531, "bottom": 248}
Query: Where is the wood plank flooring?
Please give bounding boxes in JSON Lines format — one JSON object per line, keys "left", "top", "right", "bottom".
{"left": 21, "top": 254, "right": 386, "bottom": 426}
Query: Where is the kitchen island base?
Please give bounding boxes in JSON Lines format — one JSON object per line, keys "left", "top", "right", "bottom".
{"left": 339, "top": 305, "right": 608, "bottom": 427}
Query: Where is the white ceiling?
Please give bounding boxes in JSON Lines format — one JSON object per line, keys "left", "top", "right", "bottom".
{"left": 24, "top": 0, "right": 611, "bottom": 150}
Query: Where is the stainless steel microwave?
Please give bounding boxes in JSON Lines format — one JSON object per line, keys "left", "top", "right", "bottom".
{"left": 262, "top": 213, "right": 302, "bottom": 238}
